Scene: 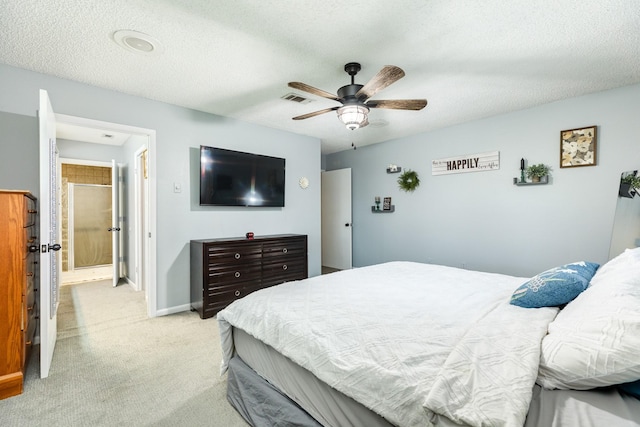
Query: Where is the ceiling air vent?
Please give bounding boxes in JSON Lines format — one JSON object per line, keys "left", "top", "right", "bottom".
{"left": 281, "top": 92, "right": 313, "bottom": 104}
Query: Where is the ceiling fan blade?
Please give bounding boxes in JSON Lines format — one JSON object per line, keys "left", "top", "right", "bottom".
{"left": 292, "top": 106, "right": 339, "bottom": 120}
{"left": 355, "top": 65, "right": 405, "bottom": 101}
{"left": 288, "top": 82, "right": 340, "bottom": 101}
{"left": 366, "top": 99, "right": 427, "bottom": 111}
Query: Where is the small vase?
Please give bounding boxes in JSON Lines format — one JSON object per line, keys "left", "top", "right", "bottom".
{"left": 532, "top": 176, "right": 541, "bottom": 183}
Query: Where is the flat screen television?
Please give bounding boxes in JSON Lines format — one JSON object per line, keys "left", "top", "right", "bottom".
{"left": 199, "top": 146, "right": 286, "bottom": 207}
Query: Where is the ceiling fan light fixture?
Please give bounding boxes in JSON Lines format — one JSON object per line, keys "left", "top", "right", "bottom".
{"left": 337, "top": 105, "right": 369, "bottom": 130}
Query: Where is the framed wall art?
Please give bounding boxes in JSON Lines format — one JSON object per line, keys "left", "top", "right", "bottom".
{"left": 560, "top": 125, "right": 597, "bottom": 168}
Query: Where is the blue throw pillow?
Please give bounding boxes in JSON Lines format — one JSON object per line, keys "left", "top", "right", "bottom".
{"left": 510, "top": 261, "right": 599, "bottom": 308}
{"left": 619, "top": 380, "right": 640, "bottom": 399}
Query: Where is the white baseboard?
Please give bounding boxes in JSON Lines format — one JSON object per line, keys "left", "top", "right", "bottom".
{"left": 155, "top": 303, "right": 191, "bottom": 317}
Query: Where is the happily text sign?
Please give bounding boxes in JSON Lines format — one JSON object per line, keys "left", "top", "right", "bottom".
{"left": 432, "top": 151, "right": 500, "bottom": 176}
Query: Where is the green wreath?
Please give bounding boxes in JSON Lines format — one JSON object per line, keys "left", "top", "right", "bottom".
{"left": 397, "top": 169, "right": 420, "bottom": 192}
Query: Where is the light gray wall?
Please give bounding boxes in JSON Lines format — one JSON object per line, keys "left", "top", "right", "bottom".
{"left": 0, "top": 63, "right": 322, "bottom": 314}
{"left": 58, "top": 139, "right": 125, "bottom": 163}
{"left": 0, "top": 112, "right": 38, "bottom": 194}
{"left": 326, "top": 84, "right": 640, "bottom": 277}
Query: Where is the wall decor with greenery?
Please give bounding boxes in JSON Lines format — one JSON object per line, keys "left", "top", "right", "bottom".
{"left": 398, "top": 169, "right": 420, "bottom": 192}
{"left": 526, "top": 163, "right": 551, "bottom": 183}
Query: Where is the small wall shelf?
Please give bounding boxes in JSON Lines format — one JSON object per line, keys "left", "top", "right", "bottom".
{"left": 372, "top": 206, "right": 395, "bottom": 213}
{"left": 514, "top": 176, "right": 548, "bottom": 186}
{"left": 386, "top": 167, "right": 402, "bottom": 174}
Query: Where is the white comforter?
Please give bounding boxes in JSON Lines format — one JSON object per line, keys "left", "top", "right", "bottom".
{"left": 218, "top": 261, "right": 558, "bottom": 427}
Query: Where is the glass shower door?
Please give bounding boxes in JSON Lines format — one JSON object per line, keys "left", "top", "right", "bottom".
{"left": 70, "top": 184, "right": 112, "bottom": 268}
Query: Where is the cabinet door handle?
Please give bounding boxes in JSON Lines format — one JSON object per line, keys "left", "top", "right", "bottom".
{"left": 282, "top": 248, "right": 288, "bottom": 254}
{"left": 234, "top": 271, "right": 241, "bottom": 278}
{"left": 234, "top": 253, "right": 241, "bottom": 260}
{"left": 26, "top": 340, "right": 32, "bottom": 346}
{"left": 26, "top": 272, "right": 34, "bottom": 277}
{"left": 282, "top": 264, "right": 288, "bottom": 271}
{"left": 234, "top": 290, "right": 241, "bottom": 297}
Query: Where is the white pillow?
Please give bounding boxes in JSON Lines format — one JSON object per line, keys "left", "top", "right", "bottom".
{"left": 537, "top": 247, "right": 640, "bottom": 390}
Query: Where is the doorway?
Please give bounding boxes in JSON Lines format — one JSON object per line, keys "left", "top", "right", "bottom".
{"left": 61, "top": 163, "right": 114, "bottom": 285}
{"left": 52, "top": 113, "right": 157, "bottom": 317}
{"left": 321, "top": 168, "right": 353, "bottom": 271}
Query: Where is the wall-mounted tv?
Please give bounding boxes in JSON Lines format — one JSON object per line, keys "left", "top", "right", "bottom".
{"left": 200, "top": 146, "right": 286, "bottom": 207}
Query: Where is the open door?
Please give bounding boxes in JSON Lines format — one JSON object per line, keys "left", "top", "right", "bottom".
{"left": 111, "top": 160, "right": 120, "bottom": 287}
{"left": 38, "top": 89, "right": 61, "bottom": 378}
{"left": 321, "top": 168, "right": 353, "bottom": 270}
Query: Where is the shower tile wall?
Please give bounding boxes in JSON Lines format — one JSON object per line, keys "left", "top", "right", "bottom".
{"left": 61, "top": 165, "right": 111, "bottom": 271}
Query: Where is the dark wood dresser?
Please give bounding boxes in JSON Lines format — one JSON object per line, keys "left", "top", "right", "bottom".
{"left": 190, "top": 234, "right": 307, "bottom": 319}
{"left": 0, "top": 190, "right": 38, "bottom": 399}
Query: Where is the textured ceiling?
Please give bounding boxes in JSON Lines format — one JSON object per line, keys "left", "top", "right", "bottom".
{"left": 1, "top": 0, "right": 640, "bottom": 154}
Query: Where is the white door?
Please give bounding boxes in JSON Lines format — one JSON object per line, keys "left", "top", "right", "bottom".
{"left": 111, "top": 160, "right": 120, "bottom": 287}
{"left": 321, "top": 168, "right": 352, "bottom": 270}
{"left": 38, "top": 89, "right": 61, "bottom": 378}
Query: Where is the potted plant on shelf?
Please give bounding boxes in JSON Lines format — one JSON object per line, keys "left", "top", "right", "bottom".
{"left": 526, "top": 164, "right": 550, "bottom": 183}
{"left": 619, "top": 173, "right": 640, "bottom": 198}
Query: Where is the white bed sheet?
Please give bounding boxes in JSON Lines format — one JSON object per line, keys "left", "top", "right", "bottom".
{"left": 218, "top": 261, "right": 558, "bottom": 427}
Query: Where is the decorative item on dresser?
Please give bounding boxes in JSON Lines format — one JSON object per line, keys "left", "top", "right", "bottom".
{"left": 0, "top": 190, "right": 38, "bottom": 399}
{"left": 190, "top": 234, "right": 308, "bottom": 319}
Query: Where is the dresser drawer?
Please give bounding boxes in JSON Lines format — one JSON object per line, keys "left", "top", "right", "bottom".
{"left": 262, "top": 238, "right": 306, "bottom": 260}
{"left": 206, "top": 244, "right": 262, "bottom": 265}
{"left": 206, "top": 262, "right": 262, "bottom": 286}
{"left": 23, "top": 227, "right": 37, "bottom": 259}
{"left": 262, "top": 258, "right": 307, "bottom": 287}
{"left": 202, "top": 282, "right": 262, "bottom": 317}
{"left": 23, "top": 195, "right": 37, "bottom": 228}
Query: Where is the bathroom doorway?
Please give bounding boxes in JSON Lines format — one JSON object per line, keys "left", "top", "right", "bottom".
{"left": 61, "top": 163, "right": 114, "bottom": 284}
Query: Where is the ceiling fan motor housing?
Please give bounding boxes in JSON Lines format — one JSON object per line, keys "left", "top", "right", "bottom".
{"left": 338, "top": 84, "right": 364, "bottom": 102}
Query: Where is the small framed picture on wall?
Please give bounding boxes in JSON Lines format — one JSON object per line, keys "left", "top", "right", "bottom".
{"left": 560, "top": 125, "right": 597, "bottom": 168}
{"left": 383, "top": 197, "right": 392, "bottom": 211}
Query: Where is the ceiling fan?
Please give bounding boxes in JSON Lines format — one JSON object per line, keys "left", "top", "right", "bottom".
{"left": 288, "top": 62, "right": 427, "bottom": 130}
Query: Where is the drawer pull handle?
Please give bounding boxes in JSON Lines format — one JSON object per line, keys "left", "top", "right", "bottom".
{"left": 26, "top": 272, "right": 34, "bottom": 277}
{"left": 26, "top": 340, "right": 32, "bottom": 346}
{"left": 282, "top": 248, "right": 288, "bottom": 254}
{"left": 235, "top": 253, "right": 241, "bottom": 260}
{"left": 28, "top": 209, "right": 38, "bottom": 214}
{"left": 282, "top": 264, "right": 288, "bottom": 271}
{"left": 27, "top": 305, "right": 34, "bottom": 311}
{"left": 235, "top": 271, "right": 241, "bottom": 278}
{"left": 234, "top": 290, "right": 241, "bottom": 297}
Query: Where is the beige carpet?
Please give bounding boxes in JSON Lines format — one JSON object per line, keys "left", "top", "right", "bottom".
{"left": 0, "top": 280, "right": 248, "bottom": 427}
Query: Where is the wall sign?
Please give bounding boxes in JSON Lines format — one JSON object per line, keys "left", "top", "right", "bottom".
{"left": 432, "top": 151, "right": 500, "bottom": 176}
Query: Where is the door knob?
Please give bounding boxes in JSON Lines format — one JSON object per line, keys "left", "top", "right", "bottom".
{"left": 48, "top": 243, "right": 62, "bottom": 251}
{"left": 344, "top": 223, "right": 352, "bottom": 227}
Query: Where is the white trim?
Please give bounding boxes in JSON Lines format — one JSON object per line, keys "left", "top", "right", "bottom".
{"left": 155, "top": 304, "right": 191, "bottom": 317}
{"left": 56, "top": 113, "right": 152, "bottom": 137}
{"left": 147, "top": 133, "right": 157, "bottom": 318}
{"left": 124, "top": 276, "right": 137, "bottom": 289}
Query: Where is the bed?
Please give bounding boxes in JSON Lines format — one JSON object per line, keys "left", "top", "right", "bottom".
{"left": 217, "top": 248, "right": 640, "bottom": 427}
